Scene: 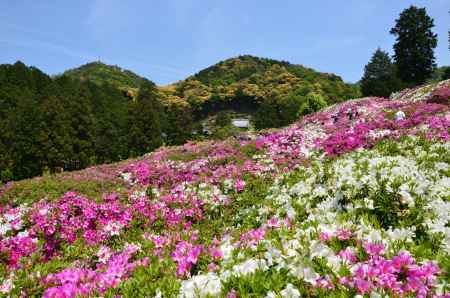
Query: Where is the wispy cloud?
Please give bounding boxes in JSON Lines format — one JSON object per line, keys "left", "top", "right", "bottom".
{"left": 0, "top": 22, "right": 96, "bottom": 62}
{"left": 0, "top": 38, "right": 96, "bottom": 61}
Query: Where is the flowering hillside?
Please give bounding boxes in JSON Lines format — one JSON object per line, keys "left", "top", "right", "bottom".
{"left": 0, "top": 80, "right": 449, "bottom": 297}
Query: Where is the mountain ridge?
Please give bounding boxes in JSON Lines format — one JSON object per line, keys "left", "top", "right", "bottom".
{"left": 63, "top": 55, "right": 360, "bottom": 106}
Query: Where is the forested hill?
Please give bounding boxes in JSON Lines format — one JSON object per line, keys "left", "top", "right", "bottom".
{"left": 162, "top": 55, "right": 360, "bottom": 122}
{"left": 0, "top": 56, "right": 360, "bottom": 182}
{"left": 63, "top": 62, "right": 148, "bottom": 98}
{"left": 193, "top": 55, "right": 356, "bottom": 97}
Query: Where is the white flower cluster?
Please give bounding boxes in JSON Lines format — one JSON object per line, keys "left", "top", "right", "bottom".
{"left": 178, "top": 272, "right": 222, "bottom": 298}
{"left": 178, "top": 137, "right": 449, "bottom": 297}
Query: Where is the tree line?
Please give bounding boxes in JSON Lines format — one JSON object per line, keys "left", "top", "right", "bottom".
{"left": 0, "top": 62, "right": 194, "bottom": 182}
{"left": 0, "top": 56, "right": 363, "bottom": 182}
{"left": 361, "top": 5, "right": 450, "bottom": 97}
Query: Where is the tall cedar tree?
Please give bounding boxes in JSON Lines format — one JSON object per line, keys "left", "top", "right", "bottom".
{"left": 361, "top": 49, "right": 401, "bottom": 97}
{"left": 128, "top": 80, "right": 164, "bottom": 157}
{"left": 390, "top": 6, "right": 437, "bottom": 85}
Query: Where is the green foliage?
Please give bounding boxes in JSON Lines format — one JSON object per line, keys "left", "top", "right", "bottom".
{"left": 215, "top": 111, "right": 232, "bottom": 127}
{"left": 254, "top": 90, "right": 327, "bottom": 129}
{"left": 87, "top": 82, "right": 129, "bottom": 163}
{"left": 428, "top": 66, "right": 450, "bottom": 83}
{"left": 175, "top": 55, "right": 360, "bottom": 123}
{"left": 0, "top": 62, "right": 169, "bottom": 181}
{"left": 360, "top": 48, "right": 402, "bottom": 97}
{"left": 253, "top": 93, "right": 283, "bottom": 129}
{"left": 64, "top": 61, "right": 146, "bottom": 91}
{"left": 1, "top": 173, "right": 124, "bottom": 206}
{"left": 162, "top": 102, "right": 194, "bottom": 146}
{"left": 211, "top": 125, "right": 241, "bottom": 140}
{"left": 390, "top": 6, "right": 438, "bottom": 85}
{"left": 444, "top": 67, "right": 450, "bottom": 80}
{"left": 128, "top": 81, "right": 164, "bottom": 157}
{"left": 297, "top": 92, "right": 327, "bottom": 117}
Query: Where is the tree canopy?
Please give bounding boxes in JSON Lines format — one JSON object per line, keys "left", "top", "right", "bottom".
{"left": 390, "top": 6, "right": 437, "bottom": 85}
{"left": 360, "top": 49, "right": 402, "bottom": 97}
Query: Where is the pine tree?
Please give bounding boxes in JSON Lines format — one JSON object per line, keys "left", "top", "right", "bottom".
{"left": 390, "top": 6, "right": 437, "bottom": 85}
{"left": 360, "top": 49, "right": 401, "bottom": 97}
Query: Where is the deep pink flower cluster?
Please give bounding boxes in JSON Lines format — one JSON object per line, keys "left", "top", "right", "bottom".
{"left": 43, "top": 244, "right": 147, "bottom": 298}
{"left": 130, "top": 187, "right": 205, "bottom": 230}
{"left": 319, "top": 228, "right": 354, "bottom": 243}
{"left": 0, "top": 233, "right": 37, "bottom": 268}
{"left": 124, "top": 154, "right": 268, "bottom": 193}
{"left": 339, "top": 246, "right": 442, "bottom": 297}
{"left": 238, "top": 227, "right": 266, "bottom": 248}
{"left": 318, "top": 101, "right": 449, "bottom": 155}
{"left": 28, "top": 192, "right": 132, "bottom": 258}
{"left": 171, "top": 240, "right": 203, "bottom": 277}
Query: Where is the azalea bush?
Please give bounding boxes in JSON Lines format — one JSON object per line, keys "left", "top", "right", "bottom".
{"left": 0, "top": 80, "right": 449, "bottom": 297}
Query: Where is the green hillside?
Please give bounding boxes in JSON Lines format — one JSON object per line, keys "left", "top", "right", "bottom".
{"left": 168, "top": 55, "right": 360, "bottom": 115}
{"left": 64, "top": 62, "right": 147, "bottom": 97}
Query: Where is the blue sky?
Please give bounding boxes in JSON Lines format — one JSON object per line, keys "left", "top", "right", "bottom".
{"left": 1, "top": 1, "right": 449, "bottom": 85}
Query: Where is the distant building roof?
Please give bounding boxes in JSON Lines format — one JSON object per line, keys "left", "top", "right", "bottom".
{"left": 232, "top": 118, "right": 250, "bottom": 128}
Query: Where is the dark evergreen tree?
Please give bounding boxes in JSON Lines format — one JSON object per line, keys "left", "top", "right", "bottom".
{"left": 360, "top": 49, "right": 402, "bottom": 97}
{"left": 390, "top": 6, "right": 437, "bottom": 85}
{"left": 0, "top": 61, "right": 172, "bottom": 181}
{"left": 8, "top": 91, "right": 42, "bottom": 179}
{"left": 128, "top": 80, "right": 164, "bottom": 157}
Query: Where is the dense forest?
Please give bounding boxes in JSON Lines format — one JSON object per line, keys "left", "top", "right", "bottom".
{"left": 161, "top": 55, "right": 361, "bottom": 127}
{"left": 0, "top": 56, "right": 361, "bottom": 182}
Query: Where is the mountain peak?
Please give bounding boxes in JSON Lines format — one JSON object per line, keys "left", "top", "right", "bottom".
{"left": 64, "top": 61, "right": 148, "bottom": 90}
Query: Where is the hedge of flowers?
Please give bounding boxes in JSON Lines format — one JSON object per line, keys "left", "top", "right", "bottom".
{"left": 0, "top": 80, "right": 448, "bottom": 297}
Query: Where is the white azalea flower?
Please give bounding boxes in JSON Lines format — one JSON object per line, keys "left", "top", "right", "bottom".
{"left": 280, "top": 283, "right": 301, "bottom": 298}
{"left": 178, "top": 273, "right": 221, "bottom": 298}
